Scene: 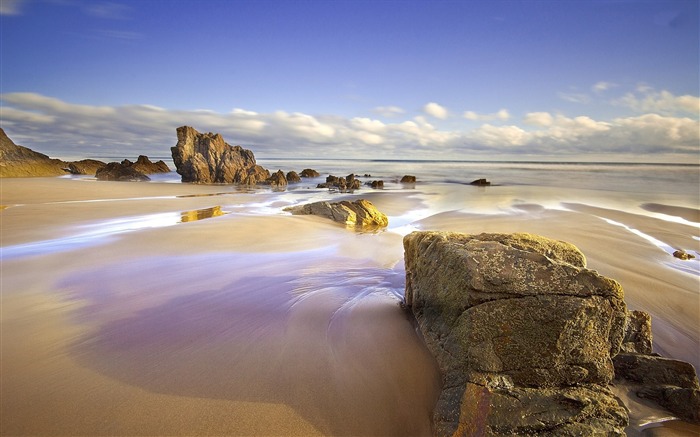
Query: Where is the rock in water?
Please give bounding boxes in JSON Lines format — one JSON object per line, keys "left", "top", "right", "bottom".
{"left": 285, "top": 199, "right": 388, "bottom": 229}
{"left": 170, "top": 126, "right": 269, "bottom": 184}
{"left": 403, "top": 231, "right": 629, "bottom": 435}
{"left": 95, "top": 162, "right": 150, "bottom": 181}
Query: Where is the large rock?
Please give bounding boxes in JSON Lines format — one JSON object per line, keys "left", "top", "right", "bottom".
{"left": 285, "top": 199, "right": 388, "bottom": 229}
{"left": 403, "top": 231, "right": 629, "bottom": 435}
{"left": 170, "top": 126, "right": 269, "bottom": 184}
{"left": 0, "top": 128, "right": 68, "bottom": 177}
{"left": 67, "top": 159, "right": 107, "bottom": 175}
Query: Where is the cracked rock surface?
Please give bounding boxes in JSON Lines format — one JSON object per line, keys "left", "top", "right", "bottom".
{"left": 403, "top": 231, "right": 629, "bottom": 436}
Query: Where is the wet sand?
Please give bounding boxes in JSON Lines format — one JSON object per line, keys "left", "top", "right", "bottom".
{"left": 1, "top": 177, "right": 699, "bottom": 435}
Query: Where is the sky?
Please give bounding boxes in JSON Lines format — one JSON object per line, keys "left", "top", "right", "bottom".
{"left": 0, "top": 0, "right": 698, "bottom": 162}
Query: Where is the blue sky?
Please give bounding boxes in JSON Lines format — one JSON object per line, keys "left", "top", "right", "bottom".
{"left": 1, "top": 0, "right": 698, "bottom": 161}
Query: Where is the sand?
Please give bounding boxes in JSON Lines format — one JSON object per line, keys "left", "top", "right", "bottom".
{"left": 1, "top": 177, "right": 698, "bottom": 436}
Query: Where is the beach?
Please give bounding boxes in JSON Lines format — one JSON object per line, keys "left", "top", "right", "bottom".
{"left": 1, "top": 161, "right": 699, "bottom": 436}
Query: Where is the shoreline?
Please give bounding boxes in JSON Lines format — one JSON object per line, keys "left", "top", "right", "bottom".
{"left": 1, "top": 176, "right": 698, "bottom": 435}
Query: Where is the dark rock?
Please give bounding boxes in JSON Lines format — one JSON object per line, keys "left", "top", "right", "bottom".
{"left": 317, "top": 175, "right": 360, "bottom": 191}
{"left": 614, "top": 353, "right": 699, "bottom": 388}
{"left": 366, "top": 180, "right": 384, "bottom": 189}
{"left": 286, "top": 171, "right": 301, "bottom": 183}
{"left": 170, "top": 126, "right": 270, "bottom": 184}
{"left": 637, "top": 385, "right": 700, "bottom": 424}
{"left": 285, "top": 199, "right": 388, "bottom": 229}
{"left": 673, "top": 249, "right": 696, "bottom": 260}
{"left": 470, "top": 178, "right": 491, "bottom": 186}
{"left": 95, "top": 162, "right": 150, "bottom": 181}
{"left": 400, "top": 175, "right": 416, "bottom": 183}
{"left": 403, "top": 231, "right": 629, "bottom": 435}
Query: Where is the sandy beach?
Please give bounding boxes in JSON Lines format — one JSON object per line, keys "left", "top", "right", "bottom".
{"left": 1, "top": 172, "right": 699, "bottom": 436}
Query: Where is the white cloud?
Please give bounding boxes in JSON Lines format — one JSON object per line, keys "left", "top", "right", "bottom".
{"left": 0, "top": 0, "right": 24, "bottom": 15}
{"left": 464, "top": 108, "right": 510, "bottom": 122}
{"left": 1, "top": 92, "right": 697, "bottom": 160}
{"left": 372, "top": 106, "right": 405, "bottom": 117}
{"left": 423, "top": 102, "right": 449, "bottom": 119}
{"left": 558, "top": 92, "right": 591, "bottom": 104}
{"left": 592, "top": 81, "right": 617, "bottom": 94}
{"left": 614, "top": 87, "right": 700, "bottom": 116}
{"left": 523, "top": 112, "right": 553, "bottom": 127}
{"left": 84, "top": 1, "right": 132, "bottom": 20}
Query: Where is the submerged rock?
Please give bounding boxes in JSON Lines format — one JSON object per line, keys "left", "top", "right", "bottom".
{"left": 403, "top": 231, "right": 628, "bottom": 435}
{"left": 470, "top": 178, "right": 491, "bottom": 186}
{"left": 285, "top": 199, "right": 388, "bottom": 229}
{"left": 400, "top": 175, "right": 416, "bottom": 183}
{"left": 170, "top": 126, "right": 270, "bottom": 184}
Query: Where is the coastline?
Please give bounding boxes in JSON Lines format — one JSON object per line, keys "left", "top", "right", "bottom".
{"left": 1, "top": 173, "right": 698, "bottom": 435}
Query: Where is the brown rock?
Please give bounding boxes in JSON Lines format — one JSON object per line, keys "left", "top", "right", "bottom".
{"left": 95, "top": 162, "right": 150, "bottom": 181}
{"left": 620, "top": 310, "right": 653, "bottom": 354}
{"left": 128, "top": 155, "right": 170, "bottom": 174}
{"left": 400, "top": 175, "right": 416, "bottom": 183}
{"left": 673, "top": 249, "right": 696, "bottom": 260}
{"left": 285, "top": 199, "right": 388, "bottom": 229}
{"left": 170, "top": 126, "right": 269, "bottom": 184}
{"left": 299, "top": 168, "right": 320, "bottom": 178}
{"left": 286, "top": 171, "right": 301, "bottom": 183}
{"left": 67, "top": 159, "right": 107, "bottom": 175}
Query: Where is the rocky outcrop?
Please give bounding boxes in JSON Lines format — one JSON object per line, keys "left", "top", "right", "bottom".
{"left": 170, "top": 126, "right": 270, "bottom": 184}
{"left": 264, "top": 170, "right": 288, "bottom": 188}
{"left": 317, "top": 174, "right": 362, "bottom": 191}
{"left": 613, "top": 310, "right": 700, "bottom": 424}
{"left": 400, "top": 175, "right": 416, "bottom": 183}
{"left": 403, "top": 231, "right": 629, "bottom": 435}
{"left": 66, "top": 159, "right": 107, "bottom": 175}
{"left": 285, "top": 199, "right": 388, "bottom": 229}
{"left": 0, "top": 128, "right": 69, "bottom": 177}
{"left": 123, "top": 155, "right": 170, "bottom": 174}
{"left": 95, "top": 162, "right": 150, "bottom": 181}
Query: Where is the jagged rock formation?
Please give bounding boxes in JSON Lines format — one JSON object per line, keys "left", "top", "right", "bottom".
{"left": 403, "top": 231, "right": 700, "bottom": 435}
{"left": 403, "top": 231, "right": 629, "bottom": 435}
{"left": 285, "top": 199, "right": 388, "bottom": 229}
{"left": 170, "top": 126, "right": 269, "bottom": 184}
{"left": 95, "top": 162, "right": 150, "bottom": 181}
{"left": 264, "top": 169, "right": 288, "bottom": 188}
{"left": 122, "top": 155, "right": 170, "bottom": 174}
{"left": 0, "top": 128, "right": 70, "bottom": 177}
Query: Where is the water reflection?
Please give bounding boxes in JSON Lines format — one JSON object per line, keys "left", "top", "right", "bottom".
{"left": 180, "top": 206, "right": 225, "bottom": 222}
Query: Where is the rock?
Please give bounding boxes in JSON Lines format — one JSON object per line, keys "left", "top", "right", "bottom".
{"left": 400, "top": 175, "right": 416, "bottom": 183}
{"left": 95, "top": 162, "right": 150, "bottom": 181}
{"left": 317, "top": 175, "right": 360, "bottom": 191}
{"left": 673, "top": 249, "right": 696, "bottom": 260}
{"left": 300, "top": 168, "right": 320, "bottom": 178}
{"left": 264, "top": 169, "right": 288, "bottom": 188}
{"left": 620, "top": 310, "right": 653, "bottom": 354}
{"left": 637, "top": 385, "right": 700, "bottom": 424}
{"left": 170, "top": 126, "right": 270, "bottom": 184}
{"left": 366, "top": 180, "right": 384, "bottom": 189}
{"left": 285, "top": 199, "right": 388, "bottom": 229}
{"left": 403, "top": 231, "right": 629, "bottom": 435}
{"left": 0, "top": 128, "right": 68, "bottom": 177}
{"left": 470, "top": 178, "right": 491, "bottom": 186}
{"left": 66, "top": 159, "right": 107, "bottom": 175}
{"left": 286, "top": 171, "right": 301, "bottom": 183}
{"left": 128, "top": 155, "right": 170, "bottom": 174}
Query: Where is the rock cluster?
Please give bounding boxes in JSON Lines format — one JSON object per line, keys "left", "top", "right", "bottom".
{"left": 96, "top": 162, "right": 151, "bottom": 181}
{"left": 121, "top": 155, "right": 170, "bottom": 174}
{"left": 170, "top": 126, "right": 270, "bottom": 184}
{"left": 404, "top": 231, "right": 630, "bottom": 435}
{"left": 403, "top": 231, "right": 700, "bottom": 435}
{"left": 317, "top": 174, "right": 362, "bottom": 191}
{"left": 285, "top": 199, "right": 388, "bottom": 229}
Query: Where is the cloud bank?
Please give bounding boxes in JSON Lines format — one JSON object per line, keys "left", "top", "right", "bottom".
{"left": 1, "top": 92, "right": 698, "bottom": 161}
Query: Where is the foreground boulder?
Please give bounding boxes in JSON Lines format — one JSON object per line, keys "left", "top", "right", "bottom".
{"left": 285, "top": 199, "right": 388, "bottom": 229}
{"left": 170, "top": 126, "right": 270, "bottom": 184}
{"left": 404, "top": 231, "right": 629, "bottom": 435}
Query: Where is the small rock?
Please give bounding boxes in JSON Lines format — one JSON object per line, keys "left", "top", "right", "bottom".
{"left": 285, "top": 199, "right": 388, "bottom": 229}
{"left": 400, "top": 175, "right": 416, "bottom": 183}
{"left": 286, "top": 171, "right": 301, "bottom": 183}
{"left": 470, "top": 178, "right": 491, "bottom": 186}
{"left": 299, "top": 168, "right": 320, "bottom": 178}
{"left": 673, "top": 249, "right": 696, "bottom": 260}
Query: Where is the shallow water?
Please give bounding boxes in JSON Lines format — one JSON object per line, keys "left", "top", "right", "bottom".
{"left": 1, "top": 161, "right": 699, "bottom": 435}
